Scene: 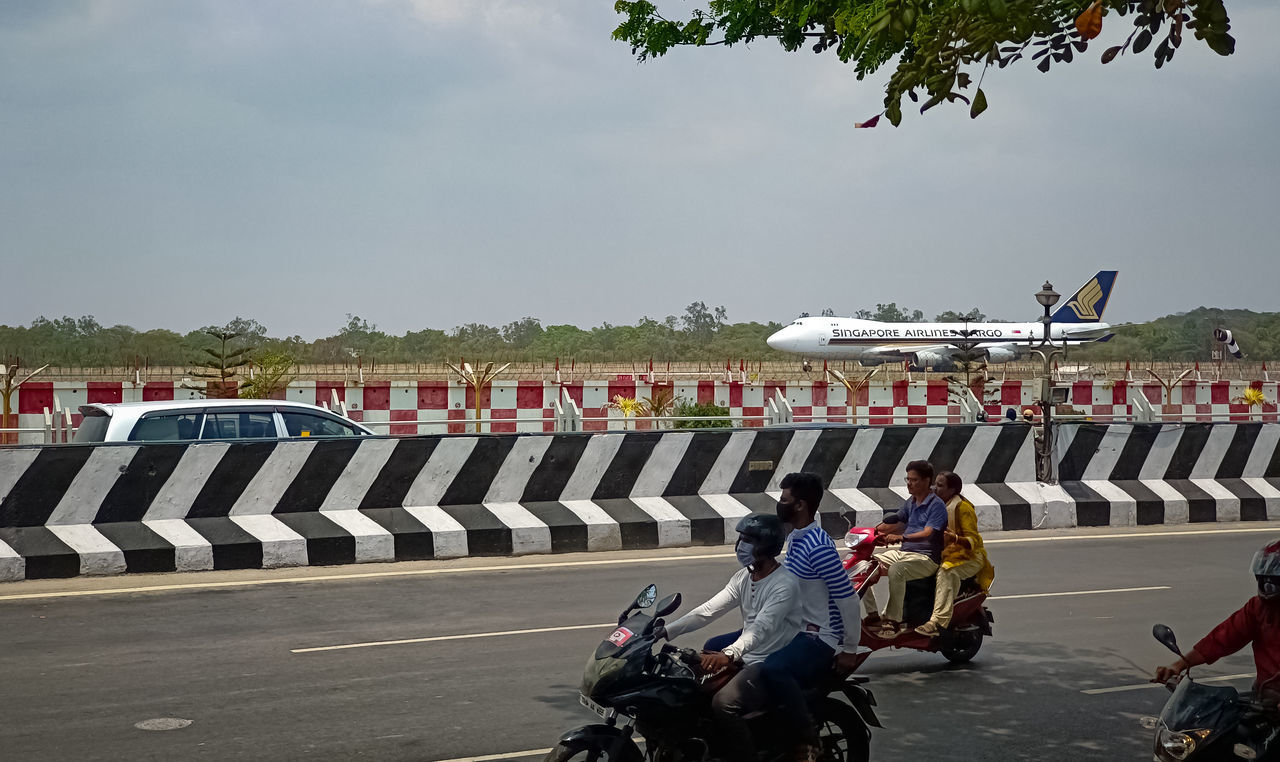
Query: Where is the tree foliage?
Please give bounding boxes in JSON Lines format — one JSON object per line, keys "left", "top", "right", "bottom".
{"left": 612, "top": 0, "right": 1235, "bottom": 124}
{"left": 3, "top": 303, "right": 1278, "bottom": 367}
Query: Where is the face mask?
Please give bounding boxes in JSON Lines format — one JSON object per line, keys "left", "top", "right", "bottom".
{"left": 736, "top": 540, "right": 756, "bottom": 568}
{"left": 776, "top": 501, "right": 796, "bottom": 524}
{"left": 1260, "top": 576, "right": 1280, "bottom": 601}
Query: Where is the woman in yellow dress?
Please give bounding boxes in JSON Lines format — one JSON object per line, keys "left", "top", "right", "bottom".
{"left": 915, "top": 471, "right": 995, "bottom": 637}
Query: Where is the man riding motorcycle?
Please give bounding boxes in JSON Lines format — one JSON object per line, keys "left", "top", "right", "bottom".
{"left": 1153, "top": 538, "right": 1280, "bottom": 706}
{"left": 659, "top": 513, "right": 800, "bottom": 761}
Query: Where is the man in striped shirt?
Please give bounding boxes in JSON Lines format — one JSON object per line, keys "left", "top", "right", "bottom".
{"left": 762, "top": 472, "right": 863, "bottom": 762}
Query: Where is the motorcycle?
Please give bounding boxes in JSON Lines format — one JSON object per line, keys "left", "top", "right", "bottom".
{"left": 1141, "top": 624, "right": 1279, "bottom": 761}
{"left": 840, "top": 516, "right": 994, "bottom": 669}
{"left": 545, "top": 583, "right": 881, "bottom": 762}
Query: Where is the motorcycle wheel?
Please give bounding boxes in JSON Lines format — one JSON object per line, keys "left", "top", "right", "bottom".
{"left": 542, "top": 738, "right": 643, "bottom": 762}
{"left": 940, "top": 630, "right": 984, "bottom": 664}
{"left": 814, "top": 696, "right": 871, "bottom": 762}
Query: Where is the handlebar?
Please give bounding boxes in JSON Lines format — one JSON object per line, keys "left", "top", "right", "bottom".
{"left": 660, "top": 643, "right": 703, "bottom": 670}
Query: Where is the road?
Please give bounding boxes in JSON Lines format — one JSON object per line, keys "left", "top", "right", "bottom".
{"left": 1, "top": 522, "right": 1278, "bottom": 761}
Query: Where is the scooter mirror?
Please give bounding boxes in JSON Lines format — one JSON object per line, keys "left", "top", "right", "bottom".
{"left": 635, "top": 584, "right": 658, "bottom": 610}
{"left": 1152, "top": 624, "right": 1182, "bottom": 656}
{"left": 881, "top": 512, "right": 901, "bottom": 525}
{"left": 655, "top": 593, "right": 682, "bottom": 618}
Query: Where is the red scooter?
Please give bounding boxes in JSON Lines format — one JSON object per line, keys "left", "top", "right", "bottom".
{"left": 841, "top": 520, "right": 994, "bottom": 670}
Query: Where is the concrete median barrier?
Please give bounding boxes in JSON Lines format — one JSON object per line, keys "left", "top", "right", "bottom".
{"left": 0, "top": 422, "right": 1277, "bottom": 581}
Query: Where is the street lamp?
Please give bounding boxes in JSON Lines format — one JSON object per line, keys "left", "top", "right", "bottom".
{"left": 1030, "top": 281, "right": 1062, "bottom": 482}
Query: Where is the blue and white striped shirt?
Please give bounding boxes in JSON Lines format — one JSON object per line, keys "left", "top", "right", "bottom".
{"left": 782, "top": 517, "right": 860, "bottom": 652}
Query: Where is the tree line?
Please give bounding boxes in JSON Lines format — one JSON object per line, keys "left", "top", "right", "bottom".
{"left": 1, "top": 303, "right": 1275, "bottom": 368}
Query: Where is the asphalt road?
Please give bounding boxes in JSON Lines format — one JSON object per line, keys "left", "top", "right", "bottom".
{"left": 2, "top": 522, "right": 1278, "bottom": 761}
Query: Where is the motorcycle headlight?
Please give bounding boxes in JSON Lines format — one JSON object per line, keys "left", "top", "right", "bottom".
{"left": 844, "top": 533, "right": 866, "bottom": 549}
{"left": 1156, "top": 727, "right": 1211, "bottom": 761}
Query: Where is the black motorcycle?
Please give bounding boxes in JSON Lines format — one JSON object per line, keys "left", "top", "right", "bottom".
{"left": 545, "top": 584, "right": 880, "bottom": 762}
{"left": 1143, "top": 624, "right": 1279, "bottom": 761}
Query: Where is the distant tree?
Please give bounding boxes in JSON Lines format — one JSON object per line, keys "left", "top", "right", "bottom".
{"left": 189, "top": 329, "right": 254, "bottom": 398}
{"left": 872, "top": 302, "right": 925, "bottom": 322}
{"left": 820, "top": 307, "right": 837, "bottom": 317}
{"left": 935, "top": 308, "right": 987, "bottom": 322}
{"left": 682, "top": 302, "right": 728, "bottom": 340}
{"left": 239, "top": 351, "right": 295, "bottom": 399}
{"left": 501, "top": 317, "right": 544, "bottom": 349}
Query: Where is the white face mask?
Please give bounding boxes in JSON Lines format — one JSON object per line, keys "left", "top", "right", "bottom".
{"left": 736, "top": 540, "right": 756, "bottom": 568}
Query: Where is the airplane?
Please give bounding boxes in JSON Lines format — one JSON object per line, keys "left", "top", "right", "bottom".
{"left": 765, "top": 271, "right": 1118, "bottom": 371}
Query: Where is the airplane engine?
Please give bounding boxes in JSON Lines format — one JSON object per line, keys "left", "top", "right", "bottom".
{"left": 910, "top": 350, "right": 955, "bottom": 372}
{"left": 984, "top": 346, "right": 1018, "bottom": 364}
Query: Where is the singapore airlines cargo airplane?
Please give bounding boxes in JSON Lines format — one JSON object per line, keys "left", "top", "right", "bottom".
{"left": 766, "top": 271, "right": 1118, "bottom": 370}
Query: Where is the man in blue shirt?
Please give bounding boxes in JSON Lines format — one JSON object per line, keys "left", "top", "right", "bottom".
{"left": 871, "top": 459, "right": 949, "bottom": 638}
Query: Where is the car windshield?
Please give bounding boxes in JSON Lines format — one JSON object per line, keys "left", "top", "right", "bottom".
{"left": 73, "top": 411, "right": 110, "bottom": 443}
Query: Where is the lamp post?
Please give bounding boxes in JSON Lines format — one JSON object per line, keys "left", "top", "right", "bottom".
{"left": 1030, "top": 281, "right": 1062, "bottom": 482}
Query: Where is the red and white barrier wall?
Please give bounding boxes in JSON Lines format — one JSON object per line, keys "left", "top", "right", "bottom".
{"left": 5, "top": 377, "right": 1278, "bottom": 443}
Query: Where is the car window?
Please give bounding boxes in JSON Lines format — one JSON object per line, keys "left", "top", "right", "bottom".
{"left": 129, "top": 413, "right": 202, "bottom": 442}
{"left": 73, "top": 411, "right": 111, "bottom": 443}
{"left": 280, "top": 412, "right": 360, "bottom": 438}
{"left": 201, "top": 411, "right": 276, "bottom": 440}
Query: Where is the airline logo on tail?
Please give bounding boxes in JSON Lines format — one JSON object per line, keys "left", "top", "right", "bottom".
{"left": 1067, "top": 278, "right": 1105, "bottom": 320}
{"left": 1052, "top": 270, "right": 1118, "bottom": 324}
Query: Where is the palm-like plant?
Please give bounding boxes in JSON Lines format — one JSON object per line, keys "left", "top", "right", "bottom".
{"left": 640, "top": 386, "right": 677, "bottom": 430}
{"left": 602, "top": 395, "right": 644, "bottom": 431}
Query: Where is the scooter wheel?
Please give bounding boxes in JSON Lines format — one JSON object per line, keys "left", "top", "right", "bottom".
{"left": 543, "top": 739, "right": 643, "bottom": 762}
{"left": 940, "top": 631, "right": 983, "bottom": 664}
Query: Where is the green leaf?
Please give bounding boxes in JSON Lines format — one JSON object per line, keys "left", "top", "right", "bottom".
{"left": 986, "top": 0, "right": 1007, "bottom": 19}
{"left": 970, "top": 88, "right": 988, "bottom": 118}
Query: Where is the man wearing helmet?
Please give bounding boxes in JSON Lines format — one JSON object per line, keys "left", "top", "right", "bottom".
{"left": 660, "top": 513, "right": 800, "bottom": 760}
{"left": 1153, "top": 538, "right": 1280, "bottom": 703}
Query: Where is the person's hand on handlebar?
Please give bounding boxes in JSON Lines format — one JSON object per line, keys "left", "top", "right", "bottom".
{"left": 1153, "top": 659, "right": 1189, "bottom": 685}
{"left": 700, "top": 651, "right": 732, "bottom": 673}
{"left": 883, "top": 534, "right": 903, "bottom": 545}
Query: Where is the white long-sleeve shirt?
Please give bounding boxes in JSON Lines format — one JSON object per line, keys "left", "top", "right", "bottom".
{"left": 783, "top": 518, "right": 862, "bottom": 654}
{"left": 663, "top": 565, "right": 801, "bottom": 665}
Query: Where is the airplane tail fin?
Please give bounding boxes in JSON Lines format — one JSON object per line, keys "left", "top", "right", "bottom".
{"left": 1051, "top": 271, "right": 1118, "bottom": 323}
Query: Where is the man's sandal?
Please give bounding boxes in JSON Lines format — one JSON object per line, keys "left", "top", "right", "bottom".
{"left": 914, "top": 621, "right": 941, "bottom": 637}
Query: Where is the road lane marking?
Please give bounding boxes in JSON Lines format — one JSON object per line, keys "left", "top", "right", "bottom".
{"left": 1082, "top": 673, "right": 1253, "bottom": 695}
{"left": 990, "top": 585, "right": 1171, "bottom": 601}
{"left": 294, "top": 585, "right": 1169, "bottom": 654}
{"left": 2, "top": 523, "right": 1275, "bottom": 602}
{"left": 430, "top": 750, "right": 551, "bottom": 762}
{"left": 291, "top": 622, "right": 615, "bottom": 653}
{"left": 0, "top": 553, "right": 734, "bottom": 602}
{"left": 984, "top": 526, "right": 1280, "bottom": 544}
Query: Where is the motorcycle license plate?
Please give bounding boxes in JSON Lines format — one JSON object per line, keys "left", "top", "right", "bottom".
{"left": 579, "top": 694, "right": 616, "bottom": 720}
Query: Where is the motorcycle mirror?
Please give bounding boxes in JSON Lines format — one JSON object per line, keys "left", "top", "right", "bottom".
{"left": 655, "top": 593, "right": 682, "bottom": 618}
{"left": 635, "top": 584, "right": 658, "bottom": 610}
{"left": 881, "top": 512, "right": 900, "bottom": 525}
{"left": 1152, "top": 624, "right": 1182, "bottom": 656}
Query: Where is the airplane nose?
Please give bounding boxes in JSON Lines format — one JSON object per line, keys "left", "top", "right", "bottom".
{"left": 767, "top": 326, "right": 799, "bottom": 352}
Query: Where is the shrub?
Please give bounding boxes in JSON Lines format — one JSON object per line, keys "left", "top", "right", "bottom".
{"left": 672, "top": 400, "right": 733, "bottom": 429}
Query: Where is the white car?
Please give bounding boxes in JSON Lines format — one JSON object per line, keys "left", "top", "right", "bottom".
{"left": 73, "top": 399, "right": 375, "bottom": 443}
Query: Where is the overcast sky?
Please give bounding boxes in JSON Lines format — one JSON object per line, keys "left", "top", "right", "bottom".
{"left": 2, "top": 0, "right": 1276, "bottom": 339}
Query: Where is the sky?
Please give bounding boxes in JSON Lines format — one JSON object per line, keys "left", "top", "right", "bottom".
{"left": 1, "top": 0, "right": 1277, "bottom": 340}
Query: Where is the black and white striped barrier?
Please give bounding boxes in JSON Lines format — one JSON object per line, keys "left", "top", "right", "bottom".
{"left": 1, "top": 423, "right": 1277, "bottom": 581}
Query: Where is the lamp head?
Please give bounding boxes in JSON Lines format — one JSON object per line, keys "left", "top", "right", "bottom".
{"left": 1035, "top": 281, "right": 1060, "bottom": 309}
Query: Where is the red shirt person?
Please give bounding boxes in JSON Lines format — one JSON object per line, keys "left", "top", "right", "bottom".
{"left": 1155, "top": 539, "right": 1280, "bottom": 700}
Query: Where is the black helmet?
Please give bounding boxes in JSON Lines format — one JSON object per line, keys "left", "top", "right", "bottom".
{"left": 735, "top": 513, "right": 786, "bottom": 558}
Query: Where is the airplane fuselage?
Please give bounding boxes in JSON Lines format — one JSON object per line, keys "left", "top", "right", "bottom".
{"left": 767, "top": 317, "right": 1112, "bottom": 364}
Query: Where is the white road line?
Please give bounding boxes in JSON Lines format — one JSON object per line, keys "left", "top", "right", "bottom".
{"left": 0, "top": 553, "right": 733, "bottom": 602}
{"left": 2, "top": 523, "right": 1276, "bottom": 602}
{"left": 1082, "top": 673, "right": 1253, "bottom": 695}
{"left": 294, "top": 585, "right": 1169, "bottom": 654}
{"left": 984, "top": 526, "right": 1280, "bottom": 544}
{"left": 429, "top": 749, "right": 551, "bottom": 762}
{"left": 990, "top": 585, "right": 1171, "bottom": 601}
{"left": 291, "top": 622, "right": 615, "bottom": 653}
